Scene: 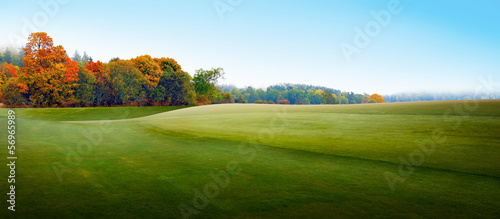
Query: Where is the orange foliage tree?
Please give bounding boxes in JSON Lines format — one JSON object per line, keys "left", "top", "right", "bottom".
{"left": 0, "top": 62, "right": 19, "bottom": 79}
{"left": 20, "top": 32, "right": 79, "bottom": 106}
{"left": 0, "top": 62, "right": 19, "bottom": 87}
{"left": 369, "top": 93, "right": 385, "bottom": 103}
{"left": 0, "top": 63, "right": 23, "bottom": 103}
{"left": 131, "top": 55, "right": 162, "bottom": 87}
{"left": 86, "top": 60, "right": 105, "bottom": 74}
{"left": 154, "top": 57, "right": 182, "bottom": 73}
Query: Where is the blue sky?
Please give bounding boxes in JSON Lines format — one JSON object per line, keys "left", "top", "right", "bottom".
{"left": 1, "top": 0, "right": 499, "bottom": 94}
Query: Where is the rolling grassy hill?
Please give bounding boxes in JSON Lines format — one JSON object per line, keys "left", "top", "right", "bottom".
{"left": 1, "top": 100, "right": 499, "bottom": 218}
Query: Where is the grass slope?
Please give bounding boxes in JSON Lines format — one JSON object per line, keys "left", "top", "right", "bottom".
{"left": 0, "top": 100, "right": 499, "bottom": 218}
{"left": 0, "top": 106, "right": 189, "bottom": 121}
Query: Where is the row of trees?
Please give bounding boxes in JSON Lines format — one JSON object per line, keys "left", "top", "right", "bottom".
{"left": 0, "top": 32, "right": 385, "bottom": 107}
{"left": 0, "top": 33, "right": 229, "bottom": 107}
{"left": 221, "top": 84, "right": 385, "bottom": 105}
{"left": 383, "top": 92, "right": 499, "bottom": 102}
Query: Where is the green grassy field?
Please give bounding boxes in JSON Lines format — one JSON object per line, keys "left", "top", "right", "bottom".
{"left": 1, "top": 100, "right": 499, "bottom": 218}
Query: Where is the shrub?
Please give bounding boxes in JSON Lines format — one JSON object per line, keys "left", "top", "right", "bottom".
{"left": 278, "top": 99, "right": 290, "bottom": 104}
{"left": 253, "top": 100, "right": 276, "bottom": 104}
{"left": 196, "top": 94, "right": 211, "bottom": 105}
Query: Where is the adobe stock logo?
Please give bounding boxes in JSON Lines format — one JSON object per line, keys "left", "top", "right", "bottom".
{"left": 8, "top": 0, "right": 71, "bottom": 46}
{"left": 213, "top": 0, "right": 243, "bottom": 21}
{"left": 340, "top": 0, "right": 407, "bottom": 63}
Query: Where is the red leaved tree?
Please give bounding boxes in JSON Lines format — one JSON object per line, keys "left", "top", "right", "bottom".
{"left": 20, "top": 32, "right": 79, "bottom": 106}
{"left": 0, "top": 63, "right": 19, "bottom": 79}
{"left": 278, "top": 99, "right": 290, "bottom": 104}
{"left": 86, "top": 60, "right": 105, "bottom": 74}
{"left": 0, "top": 63, "right": 24, "bottom": 104}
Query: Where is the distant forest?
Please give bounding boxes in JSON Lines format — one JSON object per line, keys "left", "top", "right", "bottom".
{"left": 383, "top": 91, "right": 499, "bottom": 102}
{"left": 220, "top": 83, "right": 499, "bottom": 105}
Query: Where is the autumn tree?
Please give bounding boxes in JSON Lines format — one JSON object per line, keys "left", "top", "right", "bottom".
{"left": 86, "top": 61, "right": 105, "bottom": 74}
{"left": 20, "top": 32, "right": 79, "bottom": 106}
{"left": 195, "top": 94, "right": 211, "bottom": 105}
{"left": 107, "top": 60, "right": 147, "bottom": 105}
{"left": 155, "top": 57, "right": 182, "bottom": 73}
{"left": 1, "top": 78, "right": 28, "bottom": 106}
{"left": 0, "top": 63, "right": 22, "bottom": 102}
{"left": 151, "top": 57, "right": 190, "bottom": 105}
{"left": 369, "top": 93, "right": 385, "bottom": 103}
{"left": 278, "top": 99, "right": 290, "bottom": 104}
{"left": 0, "top": 63, "right": 19, "bottom": 81}
{"left": 85, "top": 61, "right": 115, "bottom": 106}
{"left": 131, "top": 55, "right": 163, "bottom": 87}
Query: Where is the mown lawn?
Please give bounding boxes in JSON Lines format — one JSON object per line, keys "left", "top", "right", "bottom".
{"left": 0, "top": 100, "right": 499, "bottom": 218}
{"left": 0, "top": 106, "right": 189, "bottom": 121}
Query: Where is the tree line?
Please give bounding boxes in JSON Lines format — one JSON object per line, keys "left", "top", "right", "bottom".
{"left": 0, "top": 32, "right": 385, "bottom": 107}
{"left": 220, "top": 84, "right": 385, "bottom": 105}
{"left": 383, "top": 92, "right": 499, "bottom": 102}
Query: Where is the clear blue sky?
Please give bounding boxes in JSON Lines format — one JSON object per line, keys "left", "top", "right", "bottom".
{"left": 1, "top": 0, "right": 499, "bottom": 94}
